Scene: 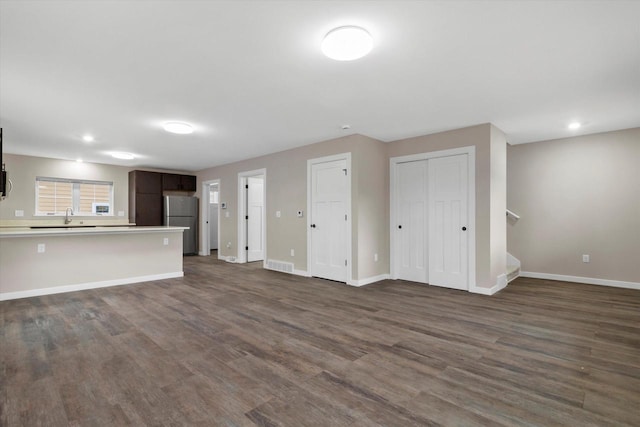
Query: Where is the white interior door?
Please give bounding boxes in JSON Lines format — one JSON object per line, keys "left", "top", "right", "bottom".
{"left": 396, "top": 160, "right": 428, "bottom": 283}
{"left": 209, "top": 185, "right": 219, "bottom": 250}
{"left": 247, "top": 176, "right": 264, "bottom": 262}
{"left": 428, "top": 154, "right": 468, "bottom": 290}
{"left": 310, "top": 159, "right": 348, "bottom": 282}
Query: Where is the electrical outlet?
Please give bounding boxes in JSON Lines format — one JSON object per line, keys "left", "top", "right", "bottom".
{"left": 118, "top": 211, "right": 125, "bottom": 217}
{"left": 15, "top": 210, "right": 24, "bottom": 217}
{"left": 225, "top": 211, "right": 230, "bottom": 218}
{"left": 163, "top": 237, "right": 169, "bottom": 246}
{"left": 37, "top": 243, "right": 45, "bottom": 253}
{"left": 226, "top": 242, "right": 232, "bottom": 248}
{"left": 290, "top": 249, "right": 295, "bottom": 257}
{"left": 374, "top": 253, "right": 378, "bottom": 262}
{"left": 582, "top": 254, "right": 590, "bottom": 263}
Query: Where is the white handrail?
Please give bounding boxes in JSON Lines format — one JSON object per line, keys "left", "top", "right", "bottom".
{"left": 506, "top": 209, "right": 520, "bottom": 220}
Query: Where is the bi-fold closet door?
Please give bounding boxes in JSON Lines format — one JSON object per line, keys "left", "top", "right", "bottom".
{"left": 395, "top": 154, "right": 469, "bottom": 291}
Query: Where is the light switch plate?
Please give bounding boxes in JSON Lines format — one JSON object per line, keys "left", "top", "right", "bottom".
{"left": 15, "top": 210, "right": 24, "bottom": 217}
{"left": 276, "top": 210, "right": 281, "bottom": 218}
{"left": 163, "top": 238, "right": 169, "bottom": 246}
{"left": 225, "top": 211, "right": 230, "bottom": 218}
{"left": 37, "top": 243, "right": 45, "bottom": 253}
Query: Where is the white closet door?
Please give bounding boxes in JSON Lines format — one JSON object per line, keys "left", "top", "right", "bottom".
{"left": 310, "top": 159, "right": 348, "bottom": 282}
{"left": 428, "top": 154, "right": 468, "bottom": 290}
{"left": 396, "top": 160, "right": 428, "bottom": 283}
{"left": 247, "top": 176, "right": 264, "bottom": 262}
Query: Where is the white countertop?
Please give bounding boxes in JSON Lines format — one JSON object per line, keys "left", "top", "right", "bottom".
{"left": 0, "top": 226, "right": 188, "bottom": 238}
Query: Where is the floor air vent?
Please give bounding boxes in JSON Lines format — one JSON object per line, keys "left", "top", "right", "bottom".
{"left": 266, "top": 259, "right": 294, "bottom": 274}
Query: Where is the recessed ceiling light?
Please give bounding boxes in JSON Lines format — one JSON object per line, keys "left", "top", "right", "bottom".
{"left": 111, "top": 152, "right": 135, "bottom": 160}
{"left": 568, "top": 122, "right": 581, "bottom": 130}
{"left": 82, "top": 135, "right": 94, "bottom": 142}
{"left": 341, "top": 124, "right": 351, "bottom": 130}
{"left": 76, "top": 158, "right": 83, "bottom": 163}
{"left": 163, "top": 122, "right": 194, "bottom": 134}
{"left": 322, "top": 26, "right": 373, "bottom": 61}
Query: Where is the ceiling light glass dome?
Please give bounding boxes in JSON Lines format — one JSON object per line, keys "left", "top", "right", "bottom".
{"left": 322, "top": 26, "right": 373, "bottom": 61}
{"left": 163, "top": 122, "right": 194, "bottom": 134}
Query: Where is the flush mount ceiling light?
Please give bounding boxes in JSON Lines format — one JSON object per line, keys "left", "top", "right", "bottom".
{"left": 322, "top": 26, "right": 373, "bottom": 61}
{"left": 82, "top": 134, "right": 94, "bottom": 142}
{"left": 163, "top": 121, "right": 194, "bottom": 134}
{"left": 568, "top": 122, "right": 581, "bottom": 130}
{"left": 111, "top": 151, "right": 135, "bottom": 160}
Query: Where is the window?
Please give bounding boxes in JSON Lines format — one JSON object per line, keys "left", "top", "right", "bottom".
{"left": 36, "top": 177, "right": 113, "bottom": 216}
{"left": 210, "top": 189, "right": 219, "bottom": 204}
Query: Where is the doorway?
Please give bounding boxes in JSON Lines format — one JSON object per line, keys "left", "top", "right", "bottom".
{"left": 238, "top": 169, "right": 266, "bottom": 264}
{"left": 307, "top": 153, "right": 352, "bottom": 283}
{"left": 200, "top": 179, "right": 221, "bottom": 257}
{"left": 391, "top": 147, "right": 475, "bottom": 291}
{"left": 209, "top": 183, "right": 219, "bottom": 255}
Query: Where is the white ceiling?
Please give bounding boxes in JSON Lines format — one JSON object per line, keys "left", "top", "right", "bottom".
{"left": 1, "top": 0, "right": 639, "bottom": 172}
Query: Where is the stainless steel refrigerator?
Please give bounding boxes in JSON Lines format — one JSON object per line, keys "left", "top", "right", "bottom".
{"left": 164, "top": 196, "right": 198, "bottom": 255}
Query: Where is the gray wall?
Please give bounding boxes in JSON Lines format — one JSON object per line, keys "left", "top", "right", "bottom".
{"left": 507, "top": 127, "right": 640, "bottom": 283}
{"left": 0, "top": 154, "right": 131, "bottom": 225}
{"left": 0, "top": 153, "right": 190, "bottom": 225}
{"left": 387, "top": 123, "right": 506, "bottom": 289}
{"left": 196, "top": 133, "right": 389, "bottom": 281}
{"left": 198, "top": 123, "right": 507, "bottom": 289}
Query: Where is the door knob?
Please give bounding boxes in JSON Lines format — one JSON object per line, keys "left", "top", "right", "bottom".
{"left": 462, "top": 226, "right": 467, "bottom": 231}
{"left": 398, "top": 225, "right": 402, "bottom": 229}
{"left": 310, "top": 224, "right": 316, "bottom": 228}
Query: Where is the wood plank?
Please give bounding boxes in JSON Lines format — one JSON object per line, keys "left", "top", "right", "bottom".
{"left": 1, "top": 258, "right": 639, "bottom": 426}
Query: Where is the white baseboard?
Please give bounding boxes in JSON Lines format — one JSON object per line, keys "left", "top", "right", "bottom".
{"left": 471, "top": 273, "right": 508, "bottom": 296}
{"left": 293, "top": 269, "right": 310, "bottom": 277}
{"left": 349, "top": 274, "right": 391, "bottom": 287}
{"left": 520, "top": 271, "right": 640, "bottom": 290}
{"left": 0, "top": 271, "right": 184, "bottom": 301}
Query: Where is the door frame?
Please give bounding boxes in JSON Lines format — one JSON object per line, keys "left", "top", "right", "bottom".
{"left": 307, "top": 152, "right": 353, "bottom": 285}
{"left": 390, "top": 146, "right": 476, "bottom": 291}
{"left": 200, "top": 179, "right": 221, "bottom": 257}
{"left": 237, "top": 168, "right": 267, "bottom": 265}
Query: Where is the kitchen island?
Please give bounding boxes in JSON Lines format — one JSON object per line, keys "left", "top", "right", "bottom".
{"left": 0, "top": 226, "right": 187, "bottom": 301}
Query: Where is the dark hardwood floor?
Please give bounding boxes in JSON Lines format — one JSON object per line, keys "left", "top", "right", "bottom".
{"left": 2, "top": 256, "right": 639, "bottom": 426}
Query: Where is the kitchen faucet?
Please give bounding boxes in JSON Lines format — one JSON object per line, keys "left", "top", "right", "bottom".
{"left": 65, "top": 207, "right": 74, "bottom": 224}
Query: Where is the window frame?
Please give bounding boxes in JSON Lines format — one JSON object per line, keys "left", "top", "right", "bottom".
{"left": 35, "top": 176, "right": 114, "bottom": 216}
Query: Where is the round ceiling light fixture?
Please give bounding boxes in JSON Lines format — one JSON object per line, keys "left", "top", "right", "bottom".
{"left": 163, "top": 121, "right": 194, "bottom": 134}
{"left": 568, "top": 121, "right": 581, "bottom": 130}
{"left": 82, "top": 134, "right": 94, "bottom": 142}
{"left": 322, "top": 26, "right": 373, "bottom": 61}
{"left": 111, "top": 151, "right": 135, "bottom": 160}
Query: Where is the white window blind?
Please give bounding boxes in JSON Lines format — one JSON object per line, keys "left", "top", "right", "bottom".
{"left": 36, "top": 177, "right": 113, "bottom": 216}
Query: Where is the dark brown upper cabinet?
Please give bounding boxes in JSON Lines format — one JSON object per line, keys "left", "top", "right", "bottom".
{"left": 162, "top": 173, "right": 196, "bottom": 192}
{"left": 162, "top": 173, "right": 181, "bottom": 191}
{"left": 131, "top": 170, "right": 162, "bottom": 194}
{"left": 129, "top": 170, "right": 196, "bottom": 226}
